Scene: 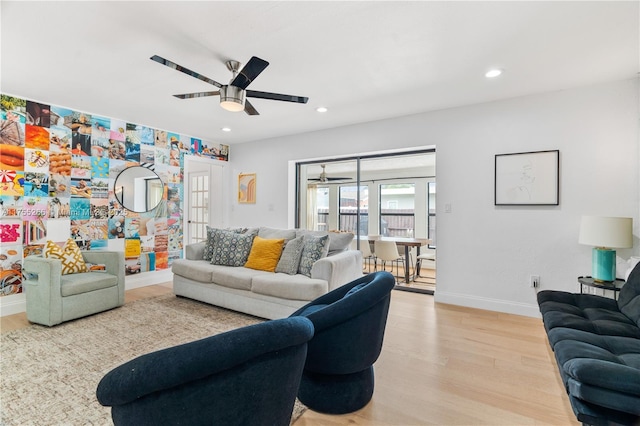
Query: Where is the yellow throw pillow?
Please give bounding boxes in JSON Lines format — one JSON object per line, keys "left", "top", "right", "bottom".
{"left": 244, "top": 236, "right": 285, "bottom": 272}
{"left": 44, "top": 239, "right": 88, "bottom": 275}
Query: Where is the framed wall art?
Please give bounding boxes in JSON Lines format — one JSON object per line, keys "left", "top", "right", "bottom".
{"left": 495, "top": 150, "right": 559, "bottom": 206}
{"left": 238, "top": 173, "right": 256, "bottom": 204}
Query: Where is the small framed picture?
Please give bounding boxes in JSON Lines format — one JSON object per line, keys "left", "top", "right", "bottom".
{"left": 495, "top": 150, "right": 559, "bottom": 206}
{"left": 238, "top": 173, "right": 256, "bottom": 204}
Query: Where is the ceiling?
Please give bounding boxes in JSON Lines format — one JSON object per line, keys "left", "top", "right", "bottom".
{"left": 2, "top": 1, "right": 638, "bottom": 145}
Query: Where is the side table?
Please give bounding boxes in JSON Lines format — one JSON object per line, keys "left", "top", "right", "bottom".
{"left": 578, "top": 276, "right": 625, "bottom": 300}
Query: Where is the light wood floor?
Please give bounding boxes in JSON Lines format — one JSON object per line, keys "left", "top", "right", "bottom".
{"left": 1, "top": 283, "right": 577, "bottom": 425}
{"left": 366, "top": 261, "right": 437, "bottom": 294}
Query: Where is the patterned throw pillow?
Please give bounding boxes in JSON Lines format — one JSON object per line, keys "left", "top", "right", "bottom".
{"left": 275, "top": 236, "right": 305, "bottom": 275}
{"left": 44, "top": 239, "right": 87, "bottom": 275}
{"left": 203, "top": 227, "right": 245, "bottom": 261}
{"left": 244, "top": 237, "right": 285, "bottom": 272}
{"left": 202, "top": 226, "right": 218, "bottom": 261}
{"left": 211, "top": 229, "right": 258, "bottom": 267}
{"left": 298, "top": 234, "right": 330, "bottom": 277}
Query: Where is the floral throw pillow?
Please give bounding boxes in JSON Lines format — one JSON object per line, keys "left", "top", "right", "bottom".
{"left": 44, "top": 239, "right": 87, "bottom": 275}
{"left": 211, "top": 229, "right": 258, "bottom": 267}
{"left": 297, "top": 234, "right": 330, "bottom": 277}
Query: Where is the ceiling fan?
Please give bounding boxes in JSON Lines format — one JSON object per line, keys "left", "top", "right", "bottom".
{"left": 150, "top": 55, "right": 309, "bottom": 115}
{"left": 308, "top": 164, "right": 351, "bottom": 183}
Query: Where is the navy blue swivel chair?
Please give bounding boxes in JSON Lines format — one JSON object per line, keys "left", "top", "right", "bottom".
{"left": 97, "top": 316, "right": 314, "bottom": 426}
{"left": 290, "top": 271, "right": 395, "bottom": 414}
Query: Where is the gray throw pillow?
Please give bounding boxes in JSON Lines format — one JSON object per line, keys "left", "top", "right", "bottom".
{"left": 327, "top": 231, "right": 355, "bottom": 255}
{"left": 211, "top": 229, "right": 258, "bottom": 266}
{"left": 258, "top": 227, "right": 297, "bottom": 240}
{"left": 298, "top": 234, "right": 330, "bottom": 277}
{"left": 275, "top": 236, "right": 304, "bottom": 275}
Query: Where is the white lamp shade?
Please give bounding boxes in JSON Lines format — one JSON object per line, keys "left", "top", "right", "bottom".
{"left": 578, "top": 216, "right": 633, "bottom": 248}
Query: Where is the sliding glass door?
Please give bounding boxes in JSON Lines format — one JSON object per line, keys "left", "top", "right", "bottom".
{"left": 296, "top": 150, "right": 435, "bottom": 244}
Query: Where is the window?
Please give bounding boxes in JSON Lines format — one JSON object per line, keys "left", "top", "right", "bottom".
{"left": 339, "top": 185, "right": 368, "bottom": 234}
{"left": 380, "top": 183, "right": 415, "bottom": 238}
{"left": 307, "top": 186, "right": 329, "bottom": 231}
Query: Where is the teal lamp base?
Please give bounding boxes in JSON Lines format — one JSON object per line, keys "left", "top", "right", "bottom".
{"left": 592, "top": 248, "right": 616, "bottom": 282}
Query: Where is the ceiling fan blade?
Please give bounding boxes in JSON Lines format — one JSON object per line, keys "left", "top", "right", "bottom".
{"left": 150, "top": 55, "right": 223, "bottom": 88}
{"left": 244, "top": 99, "right": 260, "bottom": 116}
{"left": 307, "top": 177, "right": 351, "bottom": 182}
{"left": 247, "top": 90, "right": 309, "bottom": 104}
{"left": 173, "top": 91, "right": 220, "bottom": 99}
{"left": 231, "top": 56, "right": 269, "bottom": 89}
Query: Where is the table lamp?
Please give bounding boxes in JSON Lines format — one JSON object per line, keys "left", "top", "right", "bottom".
{"left": 579, "top": 216, "right": 633, "bottom": 282}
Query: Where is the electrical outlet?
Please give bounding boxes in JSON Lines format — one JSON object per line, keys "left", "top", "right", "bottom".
{"left": 530, "top": 275, "right": 540, "bottom": 288}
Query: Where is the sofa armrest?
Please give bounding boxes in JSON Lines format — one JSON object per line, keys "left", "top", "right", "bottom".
{"left": 22, "top": 256, "right": 64, "bottom": 324}
{"left": 82, "top": 250, "right": 125, "bottom": 304}
{"left": 312, "top": 250, "right": 363, "bottom": 291}
{"left": 185, "top": 242, "right": 206, "bottom": 260}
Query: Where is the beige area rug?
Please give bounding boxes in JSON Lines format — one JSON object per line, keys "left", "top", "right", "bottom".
{"left": 1, "top": 295, "right": 307, "bottom": 425}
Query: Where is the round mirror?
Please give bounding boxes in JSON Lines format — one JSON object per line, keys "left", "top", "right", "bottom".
{"left": 114, "top": 167, "right": 164, "bottom": 213}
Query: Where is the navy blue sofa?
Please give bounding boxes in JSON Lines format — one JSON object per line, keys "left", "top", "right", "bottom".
{"left": 537, "top": 263, "right": 640, "bottom": 426}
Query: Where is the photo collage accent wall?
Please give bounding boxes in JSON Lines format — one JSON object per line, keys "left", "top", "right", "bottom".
{"left": 0, "top": 94, "right": 229, "bottom": 296}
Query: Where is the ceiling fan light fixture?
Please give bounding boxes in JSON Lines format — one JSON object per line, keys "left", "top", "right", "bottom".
{"left": 219, "top": 85, "right": 245, "bottom": 112}
{"left": 151, "top": 54, "right": 308, "bottom": 116}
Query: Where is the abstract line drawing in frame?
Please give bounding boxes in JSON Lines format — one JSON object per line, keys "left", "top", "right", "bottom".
{"left": 238, "top": 173, "right": 256, "bottom": 204}
{"left": 495, "top": 150, "right": 559, "bottom": 206}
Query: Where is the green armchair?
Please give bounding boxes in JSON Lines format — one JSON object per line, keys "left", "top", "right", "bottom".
{"left": 22, "top": 251, "right": 125, "bottom": 326}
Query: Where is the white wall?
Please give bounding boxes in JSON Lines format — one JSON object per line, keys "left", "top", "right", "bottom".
{"left": 229, "top": 78, "right": 639, "bottom": 317}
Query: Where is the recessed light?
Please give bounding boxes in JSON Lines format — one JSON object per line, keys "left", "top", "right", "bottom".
{"left": 485, "top": 69, "right": 503, "bottom": 78}
{"left": 316, "top": 107, "right": 328, "bottom": 113}
{"left": 221, "top": 127, "right": 231, "bottom": 132}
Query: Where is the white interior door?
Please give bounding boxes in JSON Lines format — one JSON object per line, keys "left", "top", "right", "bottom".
{"left": 184, "top": 156, "right": 225, "bottom": 245}
{"left": 188, "top": 171, "right": 209, "bottom": 244}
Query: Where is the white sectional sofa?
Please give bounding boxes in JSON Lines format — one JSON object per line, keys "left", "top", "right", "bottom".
{"left": 171, "top": 227, "right": 364, "bottom": 319}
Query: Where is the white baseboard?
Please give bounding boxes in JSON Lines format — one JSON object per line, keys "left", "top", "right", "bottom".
{"left": 125, "top": 269, "right": 173, "bottom": 290}
{"left": 0, "top": 293, "right": 26, "bottom": 317}
{"left": 0, "top": 270, "right": 174, "bottom": 317}
{"left": 434, "top": 290, "right": 541, "bottom": 318}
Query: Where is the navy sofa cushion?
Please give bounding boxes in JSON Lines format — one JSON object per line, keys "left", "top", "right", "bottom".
{"left": 538, "top": 291, "right": 639, "bottom": 338}
{"left": 619, "top": 264, "right": 640, "bottom": 327}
